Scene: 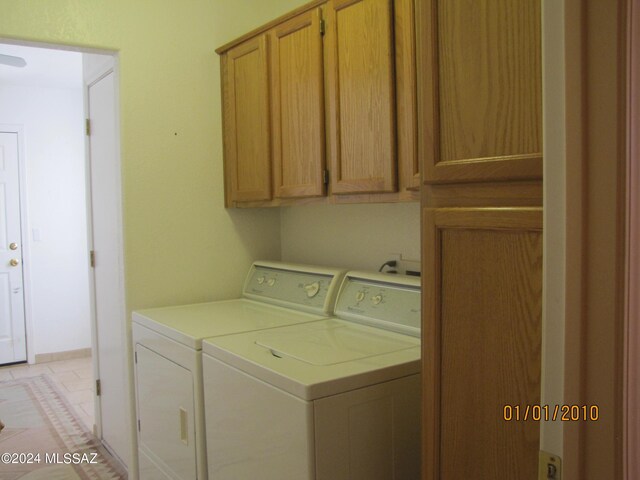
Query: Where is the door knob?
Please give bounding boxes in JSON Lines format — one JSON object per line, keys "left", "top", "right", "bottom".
{"left": 9, "top": 243, "right": 17, "bottom": 250}
{"left": 10, "top": 259, "right": 19, "bottom": 266}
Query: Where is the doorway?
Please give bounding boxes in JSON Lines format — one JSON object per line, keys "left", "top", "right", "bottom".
{"left": 0, "top": 41, "right": 129, "bottom": 469}
{"left": 0, "top": 45, "right": 90, "bottom": 368}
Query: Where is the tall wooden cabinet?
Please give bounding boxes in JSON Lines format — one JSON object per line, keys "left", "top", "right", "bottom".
{"left": 418, "top": 1, "right": 543, "bottom": 479}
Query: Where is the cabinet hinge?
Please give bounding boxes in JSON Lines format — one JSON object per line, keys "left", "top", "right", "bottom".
{"left": 85, "top": 118, "right": 91, "bottom": 136}
{"left": 320, "top": 18, "right": 326, "bottom": 36}
{"left": 96, "top": 379, "right": 101, "bottom": 396}
{"left": 90, "top": 250, "right": 96, "bottom": 268}
{"left": 134, "top": 351, "right": 137, "bottom": 363}
{"left": 138, "top": 419, "right": 141, "bottom": 431}
{"left": 322, "top": 169, "right": 329, "bottom": 185}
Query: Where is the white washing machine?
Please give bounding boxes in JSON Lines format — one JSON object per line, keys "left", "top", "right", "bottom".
{"left": 132, "top": 261, "right": 345, "bottom": 480}
{"left": 202, "top": 271, "right": 421, "bottom": 480}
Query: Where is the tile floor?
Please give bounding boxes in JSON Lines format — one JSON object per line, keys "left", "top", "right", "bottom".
{"left": 0, "top": 357, "right": 94, "bottom": 432}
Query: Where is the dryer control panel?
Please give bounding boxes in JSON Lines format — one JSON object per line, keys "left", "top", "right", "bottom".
{"left": 335, "top": 272, "right": 421, "bottom": 337}
{"left": 243, "top": 261, "right": 346, "bottom": 316}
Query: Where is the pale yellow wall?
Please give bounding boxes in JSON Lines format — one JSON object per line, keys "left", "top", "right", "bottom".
{"left": 0, "top": 0, "right": 287, "bottom": 310}
{"left": 281, "top": 203, "right": 421, "bottom": 271}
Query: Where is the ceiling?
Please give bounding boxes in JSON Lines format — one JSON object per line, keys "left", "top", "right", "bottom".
{"left": 0, "top": 43, "right": 83, "bottom": 89}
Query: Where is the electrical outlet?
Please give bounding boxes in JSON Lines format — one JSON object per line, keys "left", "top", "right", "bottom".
{"left": 386, "top": 253, "right": 421, "bottom": 276}
{"left": 539, "top": 451, "right": 561, "bottom": 480}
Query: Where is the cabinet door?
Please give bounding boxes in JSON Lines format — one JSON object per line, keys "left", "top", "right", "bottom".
{"left": 396, "top": 0, "right": 420, "bottom": 192}
{"left": 418, "top": 0, "right": 542, "bottom": 183}
{"left": 222, "top": 36, "right": 272, "bottom": 203}
{"left": 325, "top": 0, "right": 397, "bottom": 194}
{"left": 422, "top": 207, "right": 542, "bottom": 480}
{"left": 271, "top": 8, "right": 326, "bottom": 199}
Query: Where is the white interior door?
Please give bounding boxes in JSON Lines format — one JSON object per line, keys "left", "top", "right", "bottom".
{"left": 0, "top": 132, "right": 26, "bottom": 365}
{"left": 87, "top": 70, "right": 129, "bottom": 467}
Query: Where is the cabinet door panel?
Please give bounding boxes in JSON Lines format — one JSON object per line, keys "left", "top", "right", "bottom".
{"left": 326, "top": 0, "right": 397, "bottom": 194}
{"left": 396, "top": 0, "right": 420, "bottom": 191}
{"left": 422, "top": 207, "right": 542, "bottom": 480}
{"left": 223, "top": 36, "right": 272, "bottom": 203}
{"left": 418, "top": 0, "right": 542, "bottom": 183}
{"left": 272, "top": 8, "right": 326, "bottom": 199}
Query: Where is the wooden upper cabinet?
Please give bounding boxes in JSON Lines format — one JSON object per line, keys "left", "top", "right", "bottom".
{"left": 222, "top": 36, "right": 272, "bottom": 204}
{"left": 418, "top": 0, "right": 542, "bottom": 184}
{"left": 218, "top": 0, "right": 420, "bottom": 206}
{"left": 271, "top": 8, "right": 326, "bottom": 199}
{"left": 325, "top": 0, "right": 397, "bottom": 194}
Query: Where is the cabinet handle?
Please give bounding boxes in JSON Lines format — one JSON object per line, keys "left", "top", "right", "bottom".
{"left": 179, "top": 407, "right": 188, "bottom": 445}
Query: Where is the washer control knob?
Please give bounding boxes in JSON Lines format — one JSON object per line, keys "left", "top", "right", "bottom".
{"left": 267, "top": 278, "right": 276, "bottom": 287}
{"left": 304, "top": 282, "right": 320, "bottom": 298}
{"left": 371, "top": 294, "right": 383, "bottom": 305}
{"left": 257, "top": 276, "right": 266, "bottom": 285}
{"left": 355, "top": 291, "right": 365, "bottom": 302}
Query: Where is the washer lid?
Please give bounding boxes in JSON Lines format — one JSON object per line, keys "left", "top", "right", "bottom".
{"left": 133, "top": 299, "right": 325, "bottom": 350}
{"left": 255, "top": 322, "right": 417, "bottom": 366}
{"left": 203, "top": 319, "right": 420, "bottom": 400}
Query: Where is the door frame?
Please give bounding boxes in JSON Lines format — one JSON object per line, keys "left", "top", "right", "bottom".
{"left": 624, "top": 1, "right": 639, "bottom": 477}
{"left": 562, "top": 0, "right": 629, "bottom": 478}
{"left": 0, "top": 124, "right": 34, "bottom": 364}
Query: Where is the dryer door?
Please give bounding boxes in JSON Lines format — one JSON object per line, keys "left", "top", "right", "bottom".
{"left": 135, "top": 344, "right": 196, "bottom": 480}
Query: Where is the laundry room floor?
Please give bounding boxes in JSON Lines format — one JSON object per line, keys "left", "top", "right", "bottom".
{"left": 0, "top": 356, "right": 94, "bottom": 431}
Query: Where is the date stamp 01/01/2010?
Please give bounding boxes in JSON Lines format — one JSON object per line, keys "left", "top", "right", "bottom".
{"left": 1, "top": 452, "right": 99, "bottom": 465}
{"left": 503, "top": 404, "right": 600, "bottom": 422}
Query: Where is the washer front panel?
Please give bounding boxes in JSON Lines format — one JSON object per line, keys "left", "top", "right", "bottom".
{"left": 335, "top": 272, "right": 421, "bottom": 337}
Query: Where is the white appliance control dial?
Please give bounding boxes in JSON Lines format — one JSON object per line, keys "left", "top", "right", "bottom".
{"left": 267, "top": 278, "right": 276, "bottom": 287}
{"left": 371, "top": 294, "right": 383, "bottom": 305}
{"left": 257, "top": 276, "right": 266, "bottom": 285}
{"left": 355, "top": 291, "right": 366, "bottom": 303}
{"left": 304, "top": 282, "right": 321, "bottom": 298}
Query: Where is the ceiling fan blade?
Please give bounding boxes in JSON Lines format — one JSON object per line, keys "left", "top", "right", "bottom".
{"left": 0, "top": 54, "right": 27, "bottom": 68}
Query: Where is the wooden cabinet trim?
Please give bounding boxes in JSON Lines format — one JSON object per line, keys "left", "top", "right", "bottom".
{"left": 425, "top": 154, "right": 543, "bottom": 184}
{"left": 431, "top": 207, "right": 542, "bottom": 230}
{"left": 216, "top": 0, "right": 327, "bottom": 54}
{"left": 396, "top": 0, "right": 420, "bottom": 192}
{"left": 416, "top": 0, "right": 440, "bottom": 187}
{"left": 423, "top": 181, "right": 543, "bottom": 208}
{"left": 227, "top": 188, "right": 419, "bottom": 208}
{"left": 273, "top": 10, "right": 315, "bottom": 38}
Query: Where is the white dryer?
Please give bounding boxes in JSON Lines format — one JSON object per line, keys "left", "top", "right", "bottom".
{"left": 132, "top": 261, "right": 345, "bottom": 480}
{"left": 202, "top": 271, "right": 421, "bottom": 480}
